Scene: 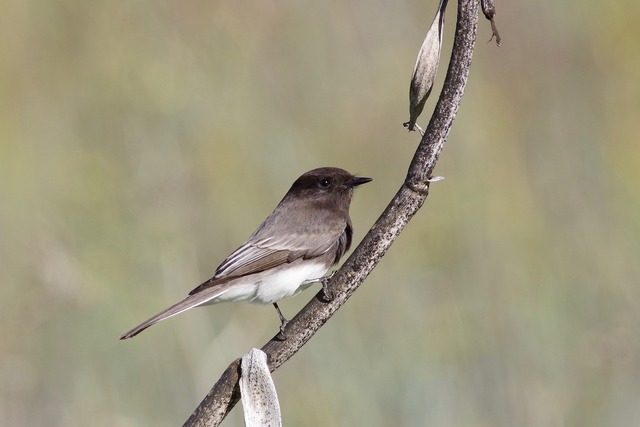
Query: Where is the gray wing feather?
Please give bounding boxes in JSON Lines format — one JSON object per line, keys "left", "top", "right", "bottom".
{"left": 188, "top": 231, "right": 340, "bottom": 295}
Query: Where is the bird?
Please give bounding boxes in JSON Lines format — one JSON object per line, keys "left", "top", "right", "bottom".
{"left": 120, "top": 167, "right": 372, "bottom": 340}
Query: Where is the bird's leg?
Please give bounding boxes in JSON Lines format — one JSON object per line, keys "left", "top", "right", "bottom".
{"left": 302, "top": 271, "right": 336, "bottom": 302}
{"left": 273, "top": 303, "right": 289, "bottom": 340}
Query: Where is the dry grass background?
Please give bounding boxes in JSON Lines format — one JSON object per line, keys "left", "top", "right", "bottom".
{"left": 1, "top": 0, "right": 639, "bottom": 426}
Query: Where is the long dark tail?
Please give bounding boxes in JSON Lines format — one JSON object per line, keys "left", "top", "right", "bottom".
{"left": 119, "top": 286, "right": 229, "bottom": 340}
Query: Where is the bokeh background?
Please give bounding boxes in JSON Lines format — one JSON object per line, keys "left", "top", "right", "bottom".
{"left": 2, "top": 0, "right": 639, "bottom": 425}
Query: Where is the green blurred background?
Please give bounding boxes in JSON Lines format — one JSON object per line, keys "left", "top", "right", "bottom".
{"left": 2, "top": 0, "right": 639, "bottom": 425}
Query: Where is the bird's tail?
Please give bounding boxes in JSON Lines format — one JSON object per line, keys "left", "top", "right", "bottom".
{"left": 119, "top": 286, "right": 229, "bottom": 340}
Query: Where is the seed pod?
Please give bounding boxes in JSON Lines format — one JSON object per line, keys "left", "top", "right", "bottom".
{"left": 405, "top": 0, "right": 448, "bottom": 133}
{"left": 240, "top": 349, "right": 282, "bottom": 426}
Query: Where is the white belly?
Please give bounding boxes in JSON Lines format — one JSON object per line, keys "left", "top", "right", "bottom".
{"left": 208, "top": 262, "right": 329, "bottom": 305}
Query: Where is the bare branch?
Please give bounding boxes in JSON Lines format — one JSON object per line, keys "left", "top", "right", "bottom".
{"left": 184, "top": 1, "right": 479, "bottom": 425}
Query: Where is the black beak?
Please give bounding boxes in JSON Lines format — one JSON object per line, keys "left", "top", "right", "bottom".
{"left": 348, "top": 176, "right": 373, "bottom": 187}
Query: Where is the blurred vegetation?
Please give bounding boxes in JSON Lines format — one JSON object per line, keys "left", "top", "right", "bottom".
{"left": 1, "top": 0, "right": 639, "bottom": 426}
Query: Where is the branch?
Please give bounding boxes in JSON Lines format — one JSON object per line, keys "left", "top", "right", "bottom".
{"left": 184, "top": 1, "right": 478, "bottom": 425}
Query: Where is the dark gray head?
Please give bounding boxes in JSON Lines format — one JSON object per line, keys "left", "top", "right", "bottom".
{"left": 286, "top": 167, "right": 372, "bottom": 207}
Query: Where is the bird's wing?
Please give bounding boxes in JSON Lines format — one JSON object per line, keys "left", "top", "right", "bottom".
{"left": 219, "top": 234, "right": 338, "bottom": 275}
{"left": 188, "top": 229, "right": 346, "bottom": 296}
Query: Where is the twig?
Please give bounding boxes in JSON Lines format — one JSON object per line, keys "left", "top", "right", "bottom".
{"left": 481, "top": 0, "right": 501, "bottom": 46}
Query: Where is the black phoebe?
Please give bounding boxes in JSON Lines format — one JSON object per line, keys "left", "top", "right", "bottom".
{"left": 120, "top": 167, "right": 371, "bottom": 340}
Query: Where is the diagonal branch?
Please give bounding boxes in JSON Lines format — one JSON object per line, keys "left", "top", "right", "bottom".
{"left": 184, "top": 1, "right": 479, "bottom": 425}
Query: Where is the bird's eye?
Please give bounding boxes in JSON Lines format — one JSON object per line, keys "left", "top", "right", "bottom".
{"left": 318, "top": 178, "right": 330, "bottom": 188}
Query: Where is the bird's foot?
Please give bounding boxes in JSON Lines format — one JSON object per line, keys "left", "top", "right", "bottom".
{"left": 276, "top": 320, "right": 288, "bottom": 341}
{"left": 302, "top": 271, "right": 336, "bottom": 302}
{"left": 273, "top": 302, "right": 289, "bottom": 340}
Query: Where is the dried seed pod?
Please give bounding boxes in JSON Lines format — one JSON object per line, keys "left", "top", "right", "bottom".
{"left": 240, "top": 349, "right": 282, "bottom": 426}
{"left": 404, "top": 0, "right": 448, "bottom": 134}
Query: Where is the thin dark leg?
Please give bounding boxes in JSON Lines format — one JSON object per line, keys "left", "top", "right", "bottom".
{"left": 273, "top": 303, "right": 288, "bottom": 339}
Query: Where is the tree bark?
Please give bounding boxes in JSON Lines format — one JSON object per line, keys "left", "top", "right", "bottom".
{"left": 184, "top": 1, "right": 479, "bottom": 425}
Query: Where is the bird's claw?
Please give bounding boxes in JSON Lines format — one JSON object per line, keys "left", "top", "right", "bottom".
{"left": 276, "top": 321, "right": 288, "bottom": 340}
